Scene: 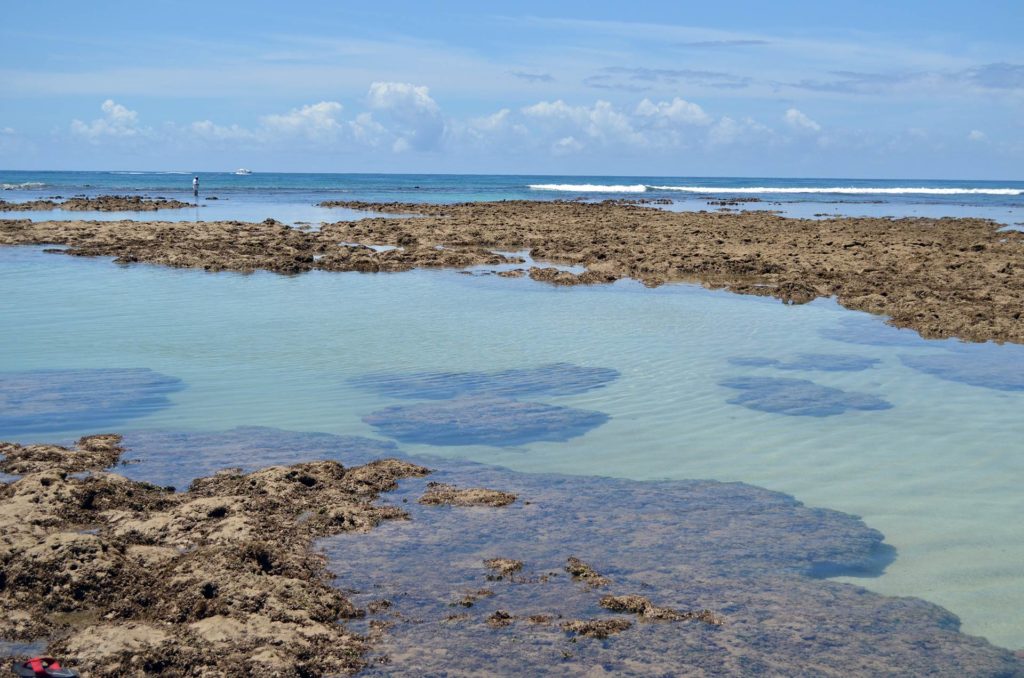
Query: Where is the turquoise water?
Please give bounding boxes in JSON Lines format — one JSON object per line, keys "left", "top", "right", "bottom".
{"left": 1, "top": 245, "right": 1022, "bottom": 649}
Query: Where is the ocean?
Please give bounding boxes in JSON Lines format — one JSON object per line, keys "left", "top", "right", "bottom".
{"left": 3, "top": 170, "right": 1024, "bottom": 226}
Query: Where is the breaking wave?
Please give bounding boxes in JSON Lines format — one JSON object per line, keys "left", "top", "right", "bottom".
{"left": 649, "top": 186, "right": 1023, "bottom": 196}
{"left": 528, "top": 183, "right": 1022, "bottom": 196}
{"left": 1, "top": 182, "right": 45, "bottom": 190}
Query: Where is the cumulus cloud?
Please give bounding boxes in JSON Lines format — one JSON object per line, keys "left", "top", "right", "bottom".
{"left": 0, "top": 127, "right": 13, "bottom": 134}
{"left": 61, "top": 85, "right": 845, "bottom": 161}
{"left": 261, "top": 101, "right": 345, "bottom": 141}
{"left": 635, "top": 97, "right": 711, "bottom": 126}
{"left": 366, "top": 82, "right": 445, "bottom": 151}
{"left": 553, "top": 136, "right": 584, "bottom": 155}
{"left": 783, "top": 108, "right": 821, "bottom": 132}
{"left": 70, "top": 99, "right": 146, "bottom": 141}
{"left": 967, "top": 129, "right": 987, "bottom": 142}
{"left": 523, "top": 99, "right": 645, "bottom": 147}
{"left": 189, "top": 120, "right": 256, "bottom": 142}
{"left": 708, "top": 116, "right": 772, "bottom": 146}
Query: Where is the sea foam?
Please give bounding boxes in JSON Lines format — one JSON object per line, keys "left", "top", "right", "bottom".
{"left": 527, "top": 183, "right": 1021, "bottom": 196}
{"left": 650, "top": 186, "right": 1022, "bottom": 195}
{"left": 1, "top": 182, "right": 45, "bottom": 190}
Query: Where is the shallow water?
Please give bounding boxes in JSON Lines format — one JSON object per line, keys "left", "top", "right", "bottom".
{"left": 0, "top": 245, "right": 1022, "bottom": 650}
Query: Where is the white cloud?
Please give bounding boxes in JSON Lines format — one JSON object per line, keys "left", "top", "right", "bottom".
{"left": 188, "top": 120, "right": 256, "bottom": 142}
{"left": 708, "top": 116, "right": 772, "bottom": 146}
{"left": 523, "top": 99, "right": 644, "bottom": 147}
{"left": 635, "top": 98, "right": 711, "bottom": 126}
{"left": 967, "top": 129, "right": 987, "bottom": 142}
{"left": 553, "top": 135, "right": 584, "bottom": 155}
{"left": 348, "top": 112, "right": 388, "bottom": 147}
{"left": 261, "top": 101, "right": 345, "bottom": 141}
{"left": 0, "top": 127, "right": 13, "bottom": 135}
{"left": 367, "top": 82, "right": 440, "bottom": 115}
{"left": 783, "top": 108, "right": 821, "bottom": 132}
{"left": 366, "top": 82, "right": 445, "bottom": 150}
{"left": 70, "top": 99, "right": 146, "bottom": 141}
{"left": 471, "top": 108, "right": 512, "bottom": 132}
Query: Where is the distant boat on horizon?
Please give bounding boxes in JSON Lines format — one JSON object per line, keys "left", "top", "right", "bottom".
{"left": 234, "top": 168, "right": 252, "bottom": 176}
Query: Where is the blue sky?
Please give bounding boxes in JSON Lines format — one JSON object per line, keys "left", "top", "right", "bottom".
{"left": 1, "top": 0, "right": 1022, "bottom": 177}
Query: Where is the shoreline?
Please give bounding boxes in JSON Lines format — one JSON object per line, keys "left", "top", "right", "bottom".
{"left": 1, "top": 198, "right": 1021, "bottom": 344}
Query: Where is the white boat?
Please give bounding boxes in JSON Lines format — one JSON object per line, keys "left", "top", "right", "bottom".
{"left": 234, "top": 168, "right": 252, "bottom": 176}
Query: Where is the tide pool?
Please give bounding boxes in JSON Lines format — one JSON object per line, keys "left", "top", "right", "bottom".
{"left": 0, "top": 245, "right": 1021, "bottom": 649}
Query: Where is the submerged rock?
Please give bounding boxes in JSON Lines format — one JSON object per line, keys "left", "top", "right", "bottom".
{"left": 900, "top": 347, "right": 1024, "bottom": 391}
{"left": 349, "top": 362, "right": 620, "bottom": 400}
{"left": 320, "top": 454, "right": 1018, "bottom": 676}
{"left": 729, "top": 353, "right": 881, "bottom": 372}
{"left": 118, "top": 426, "right": 399, "bottom": 490}
{"left": 720, "top": 376, "right": 893, "bottom": 416}
{"left": 821, "top": 316, "right": 929, "bottom": 347}
{"left": 0, "top": 368, "right": 184, "bottom": 436}
{"left": 363, "top": 397, "right": 610, "bottom": 446}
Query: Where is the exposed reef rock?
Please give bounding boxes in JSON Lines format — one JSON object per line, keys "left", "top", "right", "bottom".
{"left": 565, "top": 557, "right": 610, "bottom": 587}
{"left": 560, "top": 618, "right": 632, "bottom": 639}
{"left": 0, "top": 434, "right": 429, "bottom": 676}
{"left": 0, "top": 196, "right": 192, "bottom": 212}
{"left": 599, "top": 595, "right": 724, "bottom": 625}
{"left": 418, "top": 482, "right": 517, "bottom": 507}
{"left": 3, "top": 200, "right": 1023, "bottom": 342}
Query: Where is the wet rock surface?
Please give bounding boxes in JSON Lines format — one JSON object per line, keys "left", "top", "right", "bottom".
{"left": 720, "top": 376, "right": 893, "bottom": 416}
{"left": 0, "top": 434, "right": 430, "bottom": 676}
{"left": 363, "top": 397, "right": 610, "bottom": 446}
{"left": 0, "top": 196, "right": 192, "bottom": 212}
{"left": 0, "top": 369, "right": 184, "bottom": 436}
{"left": 3, "top": 199, "right": 1024, "bottom": 342}
{"left": 418, "top": 482, "right": 517, "bottom": 507}
{"left": 350, "top": 362, "right": 619, "bottom": 400}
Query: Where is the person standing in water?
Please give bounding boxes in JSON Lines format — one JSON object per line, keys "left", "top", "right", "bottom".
{"left": 192, "top": 176, "right": 199, "bottom": 197}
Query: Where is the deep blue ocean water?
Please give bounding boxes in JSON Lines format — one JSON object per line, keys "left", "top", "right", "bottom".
{"left": 3, "top": 170, "right": 1023, "bottom": 225}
